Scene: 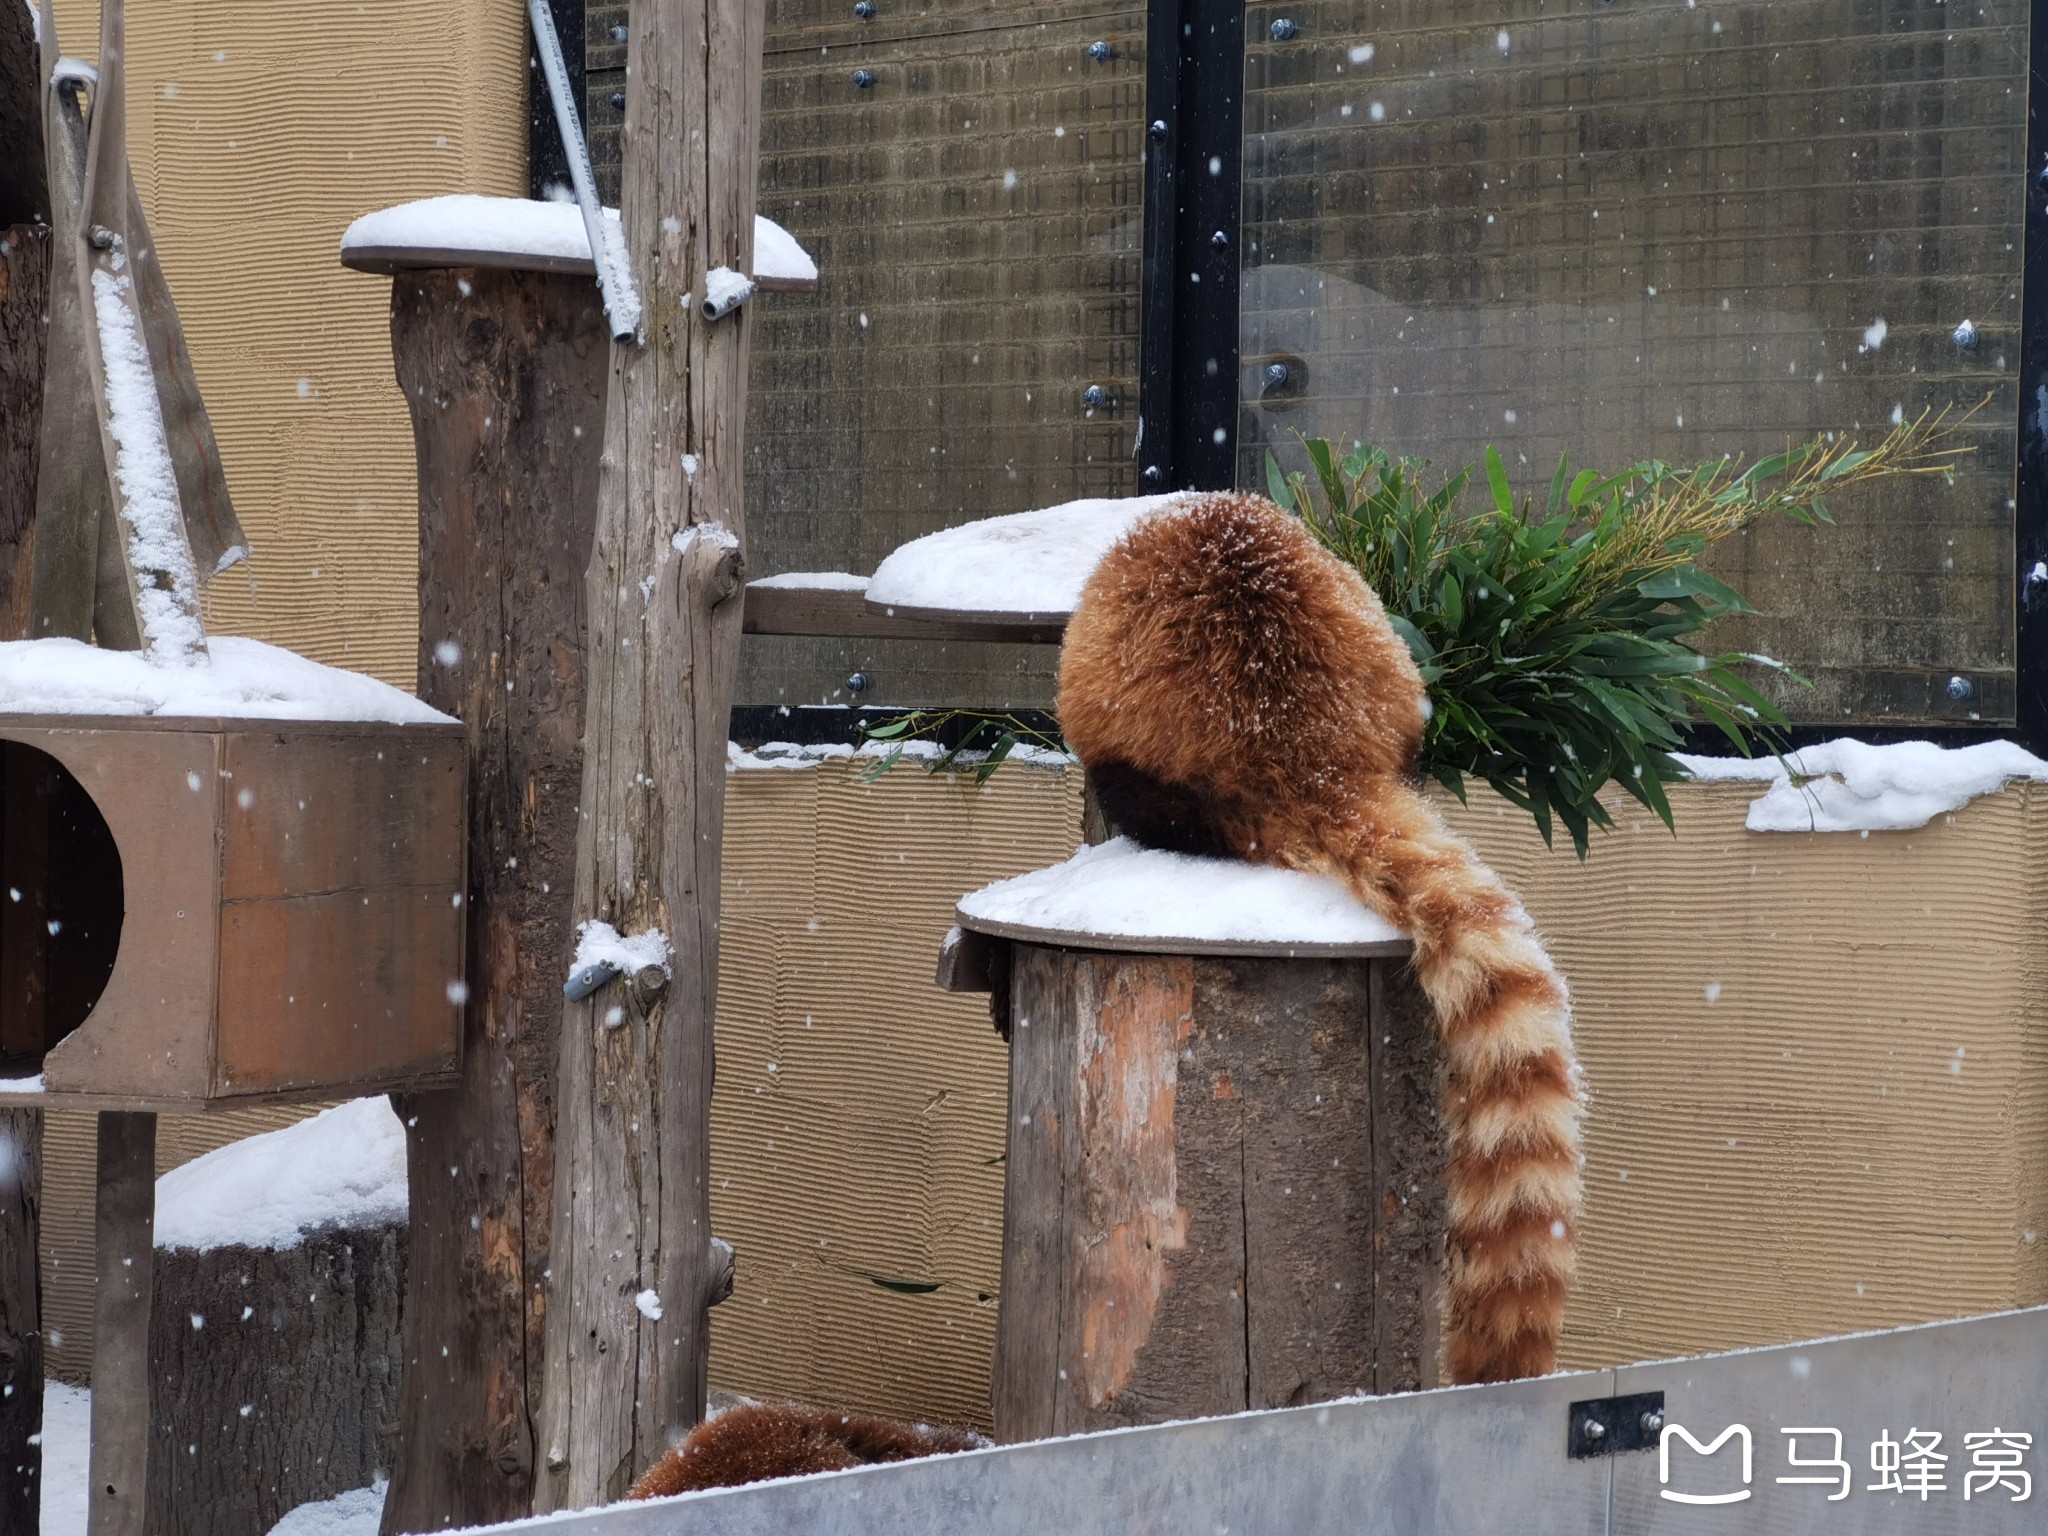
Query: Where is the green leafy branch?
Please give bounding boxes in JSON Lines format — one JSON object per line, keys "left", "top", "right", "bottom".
{"left": 1266, "top": 402, "right": 1979, "bottom": 856}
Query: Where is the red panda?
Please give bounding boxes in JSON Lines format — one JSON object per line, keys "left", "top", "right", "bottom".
{"left": 628, "top": 1403, "right": 987, "bottom": 1499}
{"left": 1057, "top": 491, "right": 1583, "bottom": 1384}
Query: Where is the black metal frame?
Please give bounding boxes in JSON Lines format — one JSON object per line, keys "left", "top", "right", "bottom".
{"left": 1136, "top": 0, "right": 1244, "bottom": 494}
{"left": 730, "top": 706, "right": 1061, "bottom": 752}
{"left": 2007, "top": 0, "right": 2048, "bottom": 756}
{"left": 1137, "top": 1, "right": 2048, "bottom": 753}
{"left": 527, "top": 0, "right": 586, "bottom": 201}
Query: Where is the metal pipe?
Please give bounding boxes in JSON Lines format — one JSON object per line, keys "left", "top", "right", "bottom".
{"left": 527, "top": 0, "right": 641, "bottom": 342}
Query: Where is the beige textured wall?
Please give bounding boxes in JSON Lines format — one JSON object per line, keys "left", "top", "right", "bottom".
{"left": 37, "top": 757, "right": 2048, "bottom": 1411}
{"left": 47, "top": 0, "right": 527, "bottom": 686}
{"left": 702, "top": 761, "right": 2048, "bottom": 1427}
{"left": 708, "top": 754, "right": 1087, "bottom": 1430}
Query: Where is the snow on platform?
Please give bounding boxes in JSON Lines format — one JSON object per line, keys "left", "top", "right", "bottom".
{"left": 340, "top": 194, "right": 818, "bottom": 286}
{"left": 153, "top": 1097, "right": 408, "bottom": 1252}
{"left": 748, "top": 571, "right": 869, "bottom": 591}
{"left": 864, "top": 493, "right": 1189, "bottom": 620}
{"left": 1676, "top": 737, "right": 2048, "bottom": 833}
{"left": 0, "top": 636, "right": 453, "bottom": 724}
{"left": 956, "top": 837, "right": 1409, "bottom": 956}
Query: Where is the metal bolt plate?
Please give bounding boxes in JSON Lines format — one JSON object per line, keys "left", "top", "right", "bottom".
{"left": 1568, "top": 1391, "right": 1666, "bottom": 1459}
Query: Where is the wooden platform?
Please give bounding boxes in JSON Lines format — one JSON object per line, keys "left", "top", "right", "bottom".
{"left": 742, "top": 582, "right": 1065, "bottom": 645}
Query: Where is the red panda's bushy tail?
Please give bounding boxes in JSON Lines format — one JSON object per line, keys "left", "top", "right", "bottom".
{"left": 1286, "top": 776, "right": 1583, "bottom": 1384}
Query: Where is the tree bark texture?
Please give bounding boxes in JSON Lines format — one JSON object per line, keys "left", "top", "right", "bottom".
{"left": 992, "top": 946, "right": 1446, "bottom": 1442}
{"left": 0, "top": 1108, "right": 42, "bottom": 1533}
{"left": 535, "top": 0, "right": 765, "bottom": 1510}
{"left": 379, "top": 269, "right": 607, "bottom": 1534}
{"left": 0, "top": 4, "right": 45, "bottom": 227}
{"left": 145, "top": 1226, "right": 406, "bottom": 1536}
{"left": 1, "top": 225, "right": 49, "bottom": 644}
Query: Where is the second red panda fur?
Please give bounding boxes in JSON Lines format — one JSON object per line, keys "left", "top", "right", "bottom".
{"left": 1058, "top": 491, "right": 1584, "bottom": 1384}
{"left": 628, "top": 1402, "right": 987, "bottom": 1499}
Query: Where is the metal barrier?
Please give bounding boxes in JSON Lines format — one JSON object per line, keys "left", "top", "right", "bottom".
{"left": 495, "top": 1306, "right": 2048, "bottom": 1534}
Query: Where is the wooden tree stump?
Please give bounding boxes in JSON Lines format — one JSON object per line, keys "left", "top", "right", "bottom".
{"left": 950, "top": 914, "right": 1444, "bottom": 1442}
{"left": 146, "top": 1225, "right": 407, "bottom": 1536}
{"left": 381, "top": 266, "right": 606, "bottom": 1533}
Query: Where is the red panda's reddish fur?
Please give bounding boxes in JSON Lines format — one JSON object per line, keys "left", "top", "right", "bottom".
{"left": 628, "top": 1403, "right": 987, "bottom": 1500}
{"left": 1057, "top": 492, "right": 1584, "bottom": 1383}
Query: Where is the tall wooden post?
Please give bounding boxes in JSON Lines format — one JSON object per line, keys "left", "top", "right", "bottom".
{"left": 87, "top": 1111, "right": 155, "bottom": 1536}
{"left": 378, "top": 268, "right": 607, "bottom": 1534}
{"left": 534, "top": 0, "right": 764, "bottom": 1511}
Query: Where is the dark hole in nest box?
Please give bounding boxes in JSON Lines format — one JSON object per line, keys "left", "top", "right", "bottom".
{"left": 0, "top": 740, "right": 124, "bottom": 1070}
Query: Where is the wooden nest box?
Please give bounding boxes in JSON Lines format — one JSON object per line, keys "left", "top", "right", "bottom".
{"left": 0, "top": 714, "right": 466, "bottom": 1110}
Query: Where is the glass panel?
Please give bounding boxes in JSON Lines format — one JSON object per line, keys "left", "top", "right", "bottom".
{"left": 1240, "top": 1, "right": 2026, "bottom": 725}
{"left": 742, "top": 2, "right": 1146, "bottom": 707}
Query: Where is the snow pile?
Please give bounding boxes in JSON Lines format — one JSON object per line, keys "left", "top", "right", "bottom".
{"left": 0, "top": 1073, "right": 44, "bottom": 1095}
{"left": 340, "top": 195, "right": 817, "bottom": 284}
{"left": 0, "top": 636, "right": 453, "bottom": 723}
{"left": 571, "top": 920, "right": 673, "bottom": 980}
{"left": 728, "top": 740, "right": 856, "bottom": 771}
{"left": 749, "top": 571, "right": 869, "bottom": 591}
{"left": 752, "top": 217, "right": 820, "bottom": 283}
{"left": 957, "top": 838, "right": 1407, "bottom": 950}
{"left": 265, "top": 1483, "right": 387, "bottom": 1536}
{"left": 39, "top": 1382, "right": 89, "bottom": 1536}
{"left": 1676, "top": 738, "right": 2048, "bottom": 833}
{"left": 153, "top": 1098, "right": 408, "bottom": 1252}
{"left": 865, "top": 493, "right": 1191, "bottom": 617}
{"left": 91, "top": 259, "right": 206, "bottom": 664}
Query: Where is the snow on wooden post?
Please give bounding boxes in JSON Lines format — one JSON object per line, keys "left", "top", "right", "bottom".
{"left": 26, "top": 0, "right": 244, "bottom": 657}
{"left": 533, "top": 0, "right": 764, "bottom": 1510}
{"left": 946, "top": 844, "right": 1448, "bottom": 1437}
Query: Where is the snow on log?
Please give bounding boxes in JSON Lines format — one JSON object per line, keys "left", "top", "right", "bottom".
{"left": 140, "top": 1099, "right": 409, "bottom": 1534}
{"left": 153, "top": 1098, "right": 407, "bottom": 1253}
{"left": 339, "top": 194, "right": 819, "bottom": 288}
{"left": 957, "top": 837, "right": 1409, "bottom": 954}
{"left": 863, "top": 493, "right": 1188, "bottom": 620}
{"left": 1674, "top": 737, "right": 2048, "bottom": 833}
{"left": 0, "top": 635, "right": 454, "bottom": 722}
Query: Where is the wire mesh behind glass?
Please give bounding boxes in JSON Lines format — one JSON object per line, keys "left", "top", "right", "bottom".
{"left": 738, "top": 2, "right": 1146, "bottom": 708}
{"left": 1240, "top": 1, "right": 2025, "bottom": 725}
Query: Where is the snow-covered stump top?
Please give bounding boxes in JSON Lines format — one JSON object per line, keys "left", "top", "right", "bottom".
{"left": 865, "top": 493, "right": 1192, "bottom": 622}
{"left": 955, "top": 838, "right": 1411, "bottom": 958}
{"left": 339, "top": 194, "right": 818, "bottom": 288}
{"left": 154, "top": 1097, "right": 407, "bottom": 1252}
